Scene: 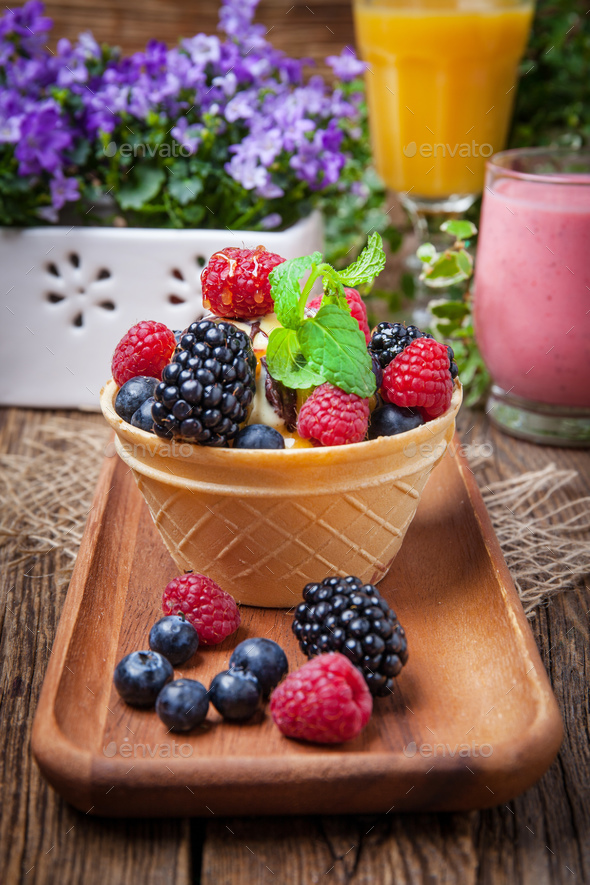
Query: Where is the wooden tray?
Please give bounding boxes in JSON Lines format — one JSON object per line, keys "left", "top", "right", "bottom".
{"left": 32, "top": 440, "right": 562, "bottom": 817}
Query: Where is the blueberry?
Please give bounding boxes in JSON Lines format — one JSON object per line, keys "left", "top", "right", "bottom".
{"left": 368, "top": 404, "right": 424, "bottom": 439}
{"left": 113, "top": 650, "right": 173, "bottom": 706}
{"left": 234, "top": 424, "right": 285, "bottom": 450}
{"left": 208, "top": 669, "right": 261, "bottom": 720}
{"left": 229, "top": 638, "right": 288, "bottom": 697}
{"left": 149, "top": 615, "right": 199, "bottom": 666}
{"left": 115, "top": 376, "right": 159, "bottom": 423}
{"left": 130, "top": 397, "right": 156, "bottom": 433}
{"left": 155, "top": 678, "right": 209, "bottom": 731}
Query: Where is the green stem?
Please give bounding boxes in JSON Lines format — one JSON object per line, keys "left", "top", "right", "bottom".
{"left": 232, "top": 198, "right": 265, "bottom": 230}
{"left": 298, "top": 265, "right": 321, "bottom": 321}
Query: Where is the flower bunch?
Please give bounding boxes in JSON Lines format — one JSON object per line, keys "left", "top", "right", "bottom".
{"left": 0, "top": 0, "right": 391, "bottom": 244}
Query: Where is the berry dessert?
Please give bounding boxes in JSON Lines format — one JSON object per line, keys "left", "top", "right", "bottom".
{"left": 155, "top": 679, "right": 209, "bottom": 732}
{"left": 113, "top": 650, "right": 173, "bottom": 706}
{"left": 111, "top": 321, "right": 176, "bottom": 387}
{"left": 270, "top": 652, "right": 373, "bottom": 744}
{"left": 229, "top": 638, "right": 288, "bottom": 697}
{"left": 149, "top": 614, "right": 200, "bottom": 666}
{"left": 101, "top": 233, "right": 462, "bottom": 606}
{"left": 162, "top": 573, "right": 240, "bottom": 646}
{"left": 292, "top": 576, "right": 408, "bottom": 697}
{"left": 201, "top": 245, "right": 285, "bottom": 318}
{"left": 209, "top": 669, "right": 262, "bottom": 721}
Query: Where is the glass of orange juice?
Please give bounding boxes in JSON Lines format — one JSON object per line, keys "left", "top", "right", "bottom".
{"left": 353, "top": 0, "right": 534, "bottom": 245}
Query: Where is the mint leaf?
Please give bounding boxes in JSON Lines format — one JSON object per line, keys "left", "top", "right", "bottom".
{"left": 441, "top": 220, "right": 478, "bottom": 241}
{"left": 299, "top": 305, "right": 376, "bottom": 397}
{"left": 338, "top": 232, "right": 386, "bottom": 287}
{"left": 266, "top": 327, "right": 325, "bottom": 390}
{"left": 270, "top": 253, "right": 321, "bottom": 330}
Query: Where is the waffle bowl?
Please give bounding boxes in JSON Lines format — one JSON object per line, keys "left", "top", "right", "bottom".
{"left": 100, "top": 379, "right": 462, "bottom": 606}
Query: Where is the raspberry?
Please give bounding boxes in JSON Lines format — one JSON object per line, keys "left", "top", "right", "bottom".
{"left": 270, "top": 653, "right": 373, "bottom": 744}
{"left": 111, "top": 321, "right": 176, "bottom": 387}
{"left": 381, "top": 337, "right": 453, "bottom": 419}
{"left": 369, "top": 321, "right": 459, "bottom": 378}
{"left": 308, "top": 287, "right": 371, "bottom": 344}
{"left": 201, "top": 246, "right": 286, "bottom": 318}
{"left": 161, "top": 573, "right": 240, "bottom": 646}
{"left": 297, "top": 383, "right": 370, "bottom": 447}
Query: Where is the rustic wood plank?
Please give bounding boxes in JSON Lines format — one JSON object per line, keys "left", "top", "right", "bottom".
{"left": 0, "top": 407, "right": 194, "bottom": 885}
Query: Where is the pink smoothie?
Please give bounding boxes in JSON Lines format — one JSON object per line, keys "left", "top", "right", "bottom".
{"left": 474, "top": 175, "right": 590, "bottom": 408}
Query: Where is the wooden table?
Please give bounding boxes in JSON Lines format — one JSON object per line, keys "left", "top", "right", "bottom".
{"left": 1, "top": 405, "right": 588, "bottom": 884}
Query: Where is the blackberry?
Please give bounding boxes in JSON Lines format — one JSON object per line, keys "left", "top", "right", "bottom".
{"left": 291, "top": 576, "right": 408, "bottom": 697}
{"left": 369, "top": 322, "right": 458, "bottom": 379}
{"left": 152, "top": 319, "right": 257, "bottom": 446}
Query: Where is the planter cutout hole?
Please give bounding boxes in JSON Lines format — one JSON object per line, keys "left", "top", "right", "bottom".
{"left": 98, "top": 300, "right": 116, "bottom": 311}
{"left": 69, "top": 253, "right": 80, "bottom": 269}
{"left": 97, "top": 268, "right": 111, "bottom": 280}
{"left": 171, "top": 268, "right": 184, "bottom": 281}
{"left": 196, "top": 255, "right": 206, "bottom": 268}
{"left": 168, "top": 295, "right": 186, "bottom": 305}
{"left": 47, "top": 262, "right": 60, "bottom": 277}
{"left": 72, "top": 312, "right": 83, "bottom": 327}
{"left": 47, "top": 292, "right": 65, "bottom": 304}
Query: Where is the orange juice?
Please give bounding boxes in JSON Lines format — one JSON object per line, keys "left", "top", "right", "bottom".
{"left": 353, "top": 0, "right": 533, "bottom": 199}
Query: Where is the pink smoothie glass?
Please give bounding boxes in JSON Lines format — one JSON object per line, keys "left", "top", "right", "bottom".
{"left": 474, "top": 147, "right": 590, "bottom": 445}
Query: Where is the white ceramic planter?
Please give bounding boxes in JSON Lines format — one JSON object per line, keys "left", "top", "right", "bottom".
{"left": 0, "top": 212, "right": 323, "bottom": 409}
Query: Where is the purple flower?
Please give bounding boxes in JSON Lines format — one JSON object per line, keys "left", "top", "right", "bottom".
{"left": 260, "top": 212, "right": 282, "bottom": 229}
{"left": 50, "top": 171, "right": 79, "bottom": 209}
{"left": 225, "top": 91, "right": 257, "bottom": 123}
{"left": 15, "top": 104, "right": 72, "bottom": 175}
{"left": 181, "top": 33, "right": 221, "bottom": 66}
{"left": 326, "top": 47, "right": 367, "bottom": 81}
{"left": 0, "top": 114, "right": 22, "bottom": 143}
{"left": 218, "top": 0, "right": 266, "bottom": 48}
{"left": 171, "top": 117, "right": 203, "bottom": 154}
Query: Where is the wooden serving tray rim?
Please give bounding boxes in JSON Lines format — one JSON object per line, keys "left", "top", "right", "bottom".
{"left": 31, "top": 437, "right": 563, "bottom": 816}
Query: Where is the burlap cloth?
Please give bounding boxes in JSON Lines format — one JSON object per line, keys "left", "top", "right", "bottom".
{"left": 1, "top": 416, "right": 589, "bottom": 617}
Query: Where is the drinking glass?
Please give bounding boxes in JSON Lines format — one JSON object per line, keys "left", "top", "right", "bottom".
{"left": 473, "top": 147, "right": 590, "bottom": 446}
{"left": 353, "top": 0, "right": 534, "bottom": 252}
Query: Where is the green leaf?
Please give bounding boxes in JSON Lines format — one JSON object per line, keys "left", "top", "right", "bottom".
{"left": 298, "top": 304, "right": 376, "bottom": 397}
{"left": 417, "top": 243, "right": 437, "bottom": 263}
{"left": 441, "top": 220, "right": 478, "bottom": 241}
{"left": 168, "top": 175, "right": 203, "bottom": 206}
{"left": 338, "top": 232, "right": 386, "bottom": 287}
{"left": 456, "top": 249, "right": 473, "bottom": 276}
{"left": 270, "top": 253, "right": 322, "bottom": 330}
{"left": 265, "top": 327, "right": 325, "bottom": 389}
{"left": 421, "top": 252, "right": 469, "bottom": 288}
{"left": 430, "top": 301, "right": 471, "bottom": 321}
{"left": 117, "top": 165, "right": 165, "bottom": 210}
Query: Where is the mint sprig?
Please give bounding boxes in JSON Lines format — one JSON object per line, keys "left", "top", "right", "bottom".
{"left": 266, "top": 234, "right": 385, "bottom": 397}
